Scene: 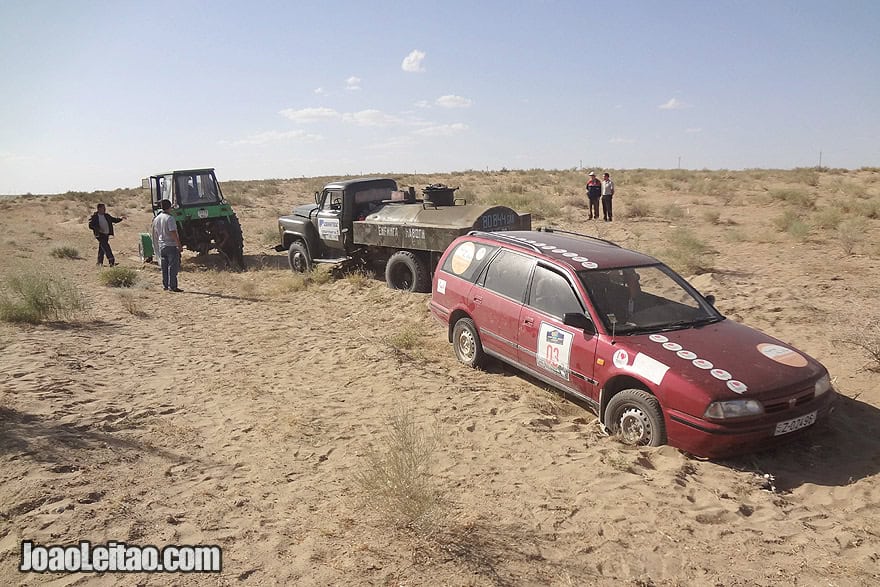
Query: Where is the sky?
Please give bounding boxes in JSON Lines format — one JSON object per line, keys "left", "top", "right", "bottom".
{"left": 1, "top": 0, "right": 879, "bottom": 194}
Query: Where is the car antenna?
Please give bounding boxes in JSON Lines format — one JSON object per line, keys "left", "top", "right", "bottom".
{"left": 608, "top": 314, "right": 617, "bottom": 344}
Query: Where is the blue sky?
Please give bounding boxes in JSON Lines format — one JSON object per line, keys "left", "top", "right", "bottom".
{"left": 1, "top": 0, "right": 878, "bottom": 194}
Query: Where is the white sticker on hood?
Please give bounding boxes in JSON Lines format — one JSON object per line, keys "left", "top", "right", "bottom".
{"left": 631, "top": 353, "right": 670, "bottom": 386}
{"left": 711, "top": 368, "right": 732, "bottom": 381}
{"left": 692, "top": 358, "right": 714, "bottom": 370}
{"left": 727, "top": 380, "right": 748, "bottom": 394}
{"left": 649, "top": 334, "right": 669, "bottom": 343}
{"left": 662, "top": 342, "right": 683, "bottom": 352}
{"left": 676, "top": 350, "right": 697, "bottom": 360}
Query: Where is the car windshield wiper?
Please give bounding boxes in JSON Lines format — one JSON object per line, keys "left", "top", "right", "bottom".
{"left": 632, "top": 316, "right": 722, "bottom": 334}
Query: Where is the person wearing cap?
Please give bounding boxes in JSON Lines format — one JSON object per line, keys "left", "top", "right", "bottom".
{"left": 586, "top": 171, "right": 602, "bottom": 220}
{"left": 601, "top": 172, "right": 615, "bottom": 221}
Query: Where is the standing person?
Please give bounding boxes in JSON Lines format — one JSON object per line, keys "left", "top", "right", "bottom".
{"left": 586, "top": 171, "right": 602, "bottom": 220}
{"left": 601, "top": 172, "right": 615, "bottom": 221}
{"left": 88, "top": 203, "right": 125, "bottom": 266}
{"left": 151, "top": 199, "right": 184, "bottom": 292}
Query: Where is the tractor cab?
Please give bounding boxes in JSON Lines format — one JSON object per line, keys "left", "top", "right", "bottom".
{"left": 145, "top": 169, "right": 224, "bottom": 211}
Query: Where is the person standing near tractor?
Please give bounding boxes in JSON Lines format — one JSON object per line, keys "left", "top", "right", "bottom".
{"left": 601, "top": 172, "right": 615, "bottom": 221}
{"left": 586, "top": 171, "right": 602, "bottom": 220}
{"left": 151, "top": 199, "right": 183, "bottom": 292}
{"left": 88, "top": 203, "right": 125, "bottom": 266}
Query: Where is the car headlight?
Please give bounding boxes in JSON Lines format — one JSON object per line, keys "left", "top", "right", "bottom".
{"left": 814, "top": 373, "right": 832, "bottom": 397}
{"left": 704, "top": 399, "right": 764, "bottom": 419}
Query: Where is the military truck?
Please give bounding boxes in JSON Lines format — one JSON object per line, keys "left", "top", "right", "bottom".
{"left": 139, "top": 168, "right": 244, "bottom": 269}
{"left": 274, "top": 178, "right": 531, "bottom": 292}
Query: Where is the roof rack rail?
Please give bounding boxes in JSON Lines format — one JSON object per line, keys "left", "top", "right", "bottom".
{"left": 536, "top": 226, "right": 620, "bottom": 247}
{"left": 467, "top": 230, "right": 541, "bottom": 252}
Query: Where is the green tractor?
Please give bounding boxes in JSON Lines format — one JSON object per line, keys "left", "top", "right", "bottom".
{"left": 139, "top": 168, "right": 244, "bottom": 269}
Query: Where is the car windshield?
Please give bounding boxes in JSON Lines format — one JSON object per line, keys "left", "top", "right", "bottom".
{"left": 578, "top": 264, "right": 722, "bottom": 334}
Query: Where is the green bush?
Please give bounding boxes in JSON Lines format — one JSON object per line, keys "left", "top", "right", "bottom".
{"left": 99, "top": 266, "right": 138, "bottom": 288}
{"left": 51, "top": 245, "right": 80, "bottom": 259}
{"left": 0, "top": 271, "right": 88, "bottom": 323}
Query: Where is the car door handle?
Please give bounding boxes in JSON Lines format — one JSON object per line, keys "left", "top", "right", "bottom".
{"left": 523, "top": 317, "right": 534, "bottom": 326}
{"left": 473, "top": 296, "right": 483, "bottom": 304}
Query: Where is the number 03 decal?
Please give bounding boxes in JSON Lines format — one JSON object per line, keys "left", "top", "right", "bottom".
{"left": 536, "top": 322, "right": 574, "bottom": 381}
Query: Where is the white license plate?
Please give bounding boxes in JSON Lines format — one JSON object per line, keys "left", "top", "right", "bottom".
{"left": 774, "top": 411, "right": 817, "bottom": 436}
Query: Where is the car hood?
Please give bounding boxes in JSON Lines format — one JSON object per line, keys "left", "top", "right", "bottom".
{"left": 616, "top": 319, "right": 825, "bottom": 400}
{"left": 293, "top": 203, "right": 318, "bottom": 219}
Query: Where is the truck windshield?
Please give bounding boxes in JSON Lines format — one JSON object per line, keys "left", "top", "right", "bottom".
{"left": 175, "top": 172, "right": 220, "bottom": 206}
{"left": 578, "top": 264, "right": 721, "bottom": 334}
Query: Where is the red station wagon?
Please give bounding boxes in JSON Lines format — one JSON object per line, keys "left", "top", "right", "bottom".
{"left": 429, "top": 229, "right": 835, "bottom": 458}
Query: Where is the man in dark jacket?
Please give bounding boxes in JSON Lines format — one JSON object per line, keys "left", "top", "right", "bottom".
{"left": 88, "top": 203, "right": 125, "bottom": 266}
{"left": 586, "top": 171, "right": 602, "bottom": 220}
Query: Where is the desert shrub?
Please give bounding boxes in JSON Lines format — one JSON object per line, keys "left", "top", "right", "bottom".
{"left": 659, "top": 228, "right": 715, "bottom": 274}
{"left": 388, "top": 323, "right": 424, "bottom": 351}
{"left": 356, "top": 408, "right": 443, "bottom": 530}
{"left": 770, "top": 188, "right": 814, "bottom": 208}
{"left": 662, "top": 204, "right": 686, "bottom": 220}
{"left": 99, "top": 267, "right": 138, "bottom": 288}
{"left": 702, "top": 209, "right": 722, "bottom": 225}
{"left": 118, "top": 291, "right": 148, "bottom": 317}
{"left": 626, "top": 199, "right": 652, "bottom": 218}
{"left": 811, "top": 208, "right": 843, "bottom": 230}
{"left": 838, "top": 181, "right": 869, "bottom": 200}
{"left": 854, "top": 198, "right": 880, "bottom": 219}
{"left": 343, "top": 269, "right": 373, "bottom": 290}
{"left": 51, "top": 245, "right": 80, "bottom": 259}
{"left": 0, "top": 271, "right": 87, "bottom": 323}
{"left": 837, "top": 218, "right": 868, "bottom": 255}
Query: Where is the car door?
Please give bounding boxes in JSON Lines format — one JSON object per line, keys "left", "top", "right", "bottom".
{"left": 314, "top": 188, "right": 345, "bottom": 255}
{"left": 517, "top": 264, "right": 599, "bottom": 402}
{"left": 469, "top": 249, "right": 535, "bottom": 363}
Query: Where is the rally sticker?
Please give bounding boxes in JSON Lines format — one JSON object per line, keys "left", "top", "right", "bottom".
{"left": 757, "top": 343, "right": 808, "bottom": 368}
{"left": 537, "top": 323, "right": 574, "bottom": 381}
{"left": 631, "top": 353, "right": 670, "bottom": 386}
{"left": 711, "top": 368, "right": 732, "bottom": 381}
{"left": 318, "top": 218, "right": 340, "bottom": 240}
{"left": 581, "top": 261, "right": 598, "bottom": 269}
{"left": 676, "top": 350, "right": 697, "bottom": 360}
{"left": 552, "top": 249, "right": 567, "bottom": 254}
{"left": 572, "top": 256, "right": 589, "bottom": 262}
{"left": 436, "top": 278, "right": 446, "bottom": 294}
{"left": 563, "top": 252, "right": 578, "bottom": 258}
{"left": 662, "top": 342, "right": 683, "bottom": 352}
{"left": 612, "top": 349, "right": 629, "bottom": 368}
{"left": 727, "top": 380, "right": 748, "bottom": 394}
{"left": 450, "top": 241, "right": 476, "bottom": 275}
{"left": 649, "top": 334, "right": 669, "bottom": 343}
{"left": 475, "top": 247, "right": 488, "bottom": 261}
{"left": 692, "top": 359, "right": 714, "bottom": 370}
{"left": 541, "top": 245, "right": 556, "bottom": 250}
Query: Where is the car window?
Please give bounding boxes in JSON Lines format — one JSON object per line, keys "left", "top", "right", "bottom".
{"left": 527, "top": 265, "right": 584, "bottom": 318}
{"left": 480, "top": 249, "right": 534, "bottom": 302}
{"left": 441, "top": 241, "right": 498, "bottom": 283}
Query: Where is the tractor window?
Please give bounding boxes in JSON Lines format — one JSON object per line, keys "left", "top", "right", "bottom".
{"left": 158, "top": 175, "right": 173, "bottom": 203}
{"left": 175, "top": 173, "right": 219, "bottom": 205}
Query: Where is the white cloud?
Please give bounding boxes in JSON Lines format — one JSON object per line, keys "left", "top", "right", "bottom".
{"left": 229, "top": 130, "right": 323, "bottom": 145}
{"left": 414, "top": 100, "right": 431, "bottom": 109}
{"left": 314, "top": 87, "right": 325, "bottom": 95}
{"left": 609, "top": 137, "right": 636, "bottom": 144}
{"left": 435, "top": 95, "right": 473, "bottom": 109}
{"left": 279, "top": 107, "right": 340, "bottom": 123}
{"left": 659, "top": 98, "right": 690, "bottom": 110}
{"left": 346, "top": 76, "right": 361, "bottom": 91}
{"left": 414, "top": 123, "right": 469, "bottom": 137}
{"left": 342, "top": 109, "right": 404, "bottom": 127}
{"left": 402, "top": 49, "right": 426, "bottom": 73}
{"left": 686, "top": 127, "right": 703, "bottom": 133}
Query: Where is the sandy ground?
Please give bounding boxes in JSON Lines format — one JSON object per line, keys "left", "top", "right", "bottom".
{"left": 1, "top": 171, "right": 879, "bottom": 586}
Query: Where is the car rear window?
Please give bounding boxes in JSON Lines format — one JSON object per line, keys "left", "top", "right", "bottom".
{"left": 441, "top": 241, "right": 499, "bottom": 283}
{"left": 480, "top": 249, "right": 535, "bottom": 302}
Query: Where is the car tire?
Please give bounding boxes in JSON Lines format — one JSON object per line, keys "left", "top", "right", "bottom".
{"left": 452, "top": 317, "right": 485, "bottom": 368}
{"left": 385, "top": 250, "right": 430, "bottom": 292}
{"left": 288, "top": 241, "right": 312, "bottom": 273}
{"left": 605, "top": 389, "right": 667, "bottom": 447}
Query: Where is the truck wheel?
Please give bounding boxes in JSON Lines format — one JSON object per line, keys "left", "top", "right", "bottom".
{"left": 288, "top": 241, "right": 312, "bottom": 273}
{"left": 605, "top": 389, "right": 667, "bottom": 447}
{"left": 452, "top": 317, "right": 485, "bottom": 368}
{"left": 226, "top": 216, "right": 245, "bottom": 269}
{"left": 385, "top": 251, "right": 430, "bottom": 292}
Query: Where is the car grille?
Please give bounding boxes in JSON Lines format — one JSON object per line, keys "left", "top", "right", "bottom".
{"left": 763, "top": 388, "right": 815, "bottom": 414}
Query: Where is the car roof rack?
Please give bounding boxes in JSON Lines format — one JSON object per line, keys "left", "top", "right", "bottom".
{"left": 536, "top": 226, "right": 621, "bottom": 247}
{"left": 467, "top": 231, "right": 541, "bottom": 252}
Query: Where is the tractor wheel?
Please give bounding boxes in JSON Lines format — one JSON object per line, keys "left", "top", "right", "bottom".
{"left": 605, "top": 389, "right": 667, "bottom": 447}
{"left": 288, "top": 241, "right": 312, "bottom": 273}
{"left": 385, "top": 250, "right": 430, "bottom": 292}
{"left": 225, "top": 216, "right": 245, "bottom": 269}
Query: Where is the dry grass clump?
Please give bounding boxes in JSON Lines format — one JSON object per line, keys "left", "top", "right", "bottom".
{"left": 387, "top": 323, "right": 425, "bottom": 352}
{"left": 99, "top": 266, "right": 139, "bottom": 288}
{"left": 118, "top": 290, "right": 148, "bottom": 317}
{"left": 811, "top": 207, "right": 843, "bottom": 230}
{"left": 702, "top": 209, "right": 722, "bottom": 225}
{"left": 836, "top": 217, "right": 869, "bottom": 255}
{"left": 773, "top": 210, "right": 811, "bottom": 241}
{"left": 658, "top": 228, "right": 715, "bottom": 275}
{"left": 848, "top": 319, "right": 880, "bottom": 372}
{"left": 661, "top": 203, "right": 686, "bottom": 220}
{"left": 356, "top": 408, "right": 444, "bottom": 531}
{"left": 625, "top": 198, "right": 652, "bottom": 218}
{"left": 0, "top": 271, "right": 88, "bottom": 323}
{"left": 770, "top": 188, "right": 815, "bottom": 208}
{"left": 50, "top": 245, "right": 81, "bottom": 259}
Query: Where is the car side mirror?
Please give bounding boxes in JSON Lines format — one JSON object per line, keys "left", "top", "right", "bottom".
{"left": 314, "top": 191, "right": 321, "bottom": 205}
{"left": 705, "top": 294, "right": 716, "bottom": 306}
{"left": 563, "top": 312, "right": 596, "bottom": 335}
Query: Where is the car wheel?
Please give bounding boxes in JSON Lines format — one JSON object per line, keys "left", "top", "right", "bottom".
{"left": 605, "top": 389, "right": 666, "bottom": 447}
{"left": 452, "top": 317, "right": 485, "bottom": 368}
{"left": 385, "top": 250, "right": 430, "bottom": 292}
{"left": 288, "top": 241, "right": 312, "bottom": 273}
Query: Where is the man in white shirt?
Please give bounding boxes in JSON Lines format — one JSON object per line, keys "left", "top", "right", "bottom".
{"left": 151, "top": 199, "right": 184, "bottom": 292}
{"left": 601, "top": 172, "right": 615, "bottom": 222}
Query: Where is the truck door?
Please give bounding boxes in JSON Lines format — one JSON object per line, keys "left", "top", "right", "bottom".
{"left": 517, "top": 264, "right": 599, "bottom": 402}
{"left": 315, "top": 188, "right": 345, "bottom": 255}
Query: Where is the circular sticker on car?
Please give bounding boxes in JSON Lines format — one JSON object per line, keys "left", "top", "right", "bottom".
{"left": 612, "top": 349, "right": 629, "bottom": 368}
{"left": 541, "top": 245, "right": 555, "bottom": 250}
{"left": 572, "top": 257, "right": 589, "bottom": 262}
{"left": 563, "top": 252, "right": 578, "bottom": 258}
{"left": 711, "top": 368, "right": 732, "bottom": 381}
{"left": 475, "top": 247, "right": 487, "bottom": 261}
{"left": 552, "top": 248, "right": 567, "bottom": 254}
{"left": 581, "top": 261, "right": 598, "bottom": 269}
{"left": 662, "top": 342, "right": 683, "bottom": 352}
{"left": 450, "top": 241, "right": 476, "bottom": 275}
{"left": 676, "top": 350, "right": 697, "bottom": 360}
{"left": 692, "top": 358, "right": 714, "bottom": 370}
{"left": 756, "top": 343, "right": 808, "bottom": 368}
{"left": 727, "top": 380, "right": 748, "bottom": 394}
{"left": 649, "top": 334, "right": 668, "bottom": 343}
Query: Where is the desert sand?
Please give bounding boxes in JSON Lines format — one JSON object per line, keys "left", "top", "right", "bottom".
{"left": 1, "top": 169, "right": 879, "bottom": 586}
